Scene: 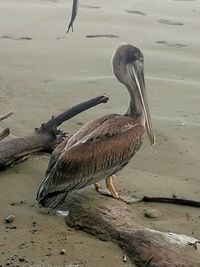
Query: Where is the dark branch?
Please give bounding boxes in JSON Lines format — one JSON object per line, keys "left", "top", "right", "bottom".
{"left": 40, "top": 95, "right": 109, "bottom": 133}
{"left": 141, "top": 196, "right": 200, "bottom": 208}
{"left": 0, "top": 95, "right": 109, "bottom": 170}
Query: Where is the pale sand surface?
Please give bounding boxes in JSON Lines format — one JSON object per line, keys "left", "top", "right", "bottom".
{"left": 0, "top": 0, "right": 200, "bottom": 266}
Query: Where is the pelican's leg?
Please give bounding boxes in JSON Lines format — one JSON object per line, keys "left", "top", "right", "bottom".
{"left": 94, "top": 175, "right": 119, "bottom": 198}
{"left": 94, "top": 183, "right": 100, "bottom": 192}
{"left": 105, "top": 175, "right": 119, "bottom": 198}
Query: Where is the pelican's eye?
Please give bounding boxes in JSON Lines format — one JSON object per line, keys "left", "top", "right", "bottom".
{"left": 140, "top": 57, "right": 144, "bottom": 64}
{"left": 137, "top": 57, "right": 144, "bottom": 69}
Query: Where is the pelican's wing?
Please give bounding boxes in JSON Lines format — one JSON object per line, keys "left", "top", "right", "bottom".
{"left": 64, "top": 114, "right": 115, "bottom": 149}
{"left": 43, "top": 114, "right": 110, "bottom": 176}
{"left": 43, "top": 138, "right": 69, "bottom": 177}
{"left": 36, "top": 115, "right": 115, "bottom": 208}
{"left": 37, "top": 114, "right": 144, "bottom": 208}
{"left": 36, "top": 138, "right": 68, "bottom": 202}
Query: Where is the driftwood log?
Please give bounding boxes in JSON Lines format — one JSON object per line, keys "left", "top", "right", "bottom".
{"left": 64, "top": 190, "right": 200, "bottom": 267}
{"left": 0, "top": 95, "right": 108, "bottom": 170}
{"left": 0, "top": 111, "right": 13, "bottom": 141}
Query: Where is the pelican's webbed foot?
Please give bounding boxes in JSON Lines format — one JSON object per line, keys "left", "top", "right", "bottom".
{"left": 118, "top": 195, "right": 141, "bottom": 204}
{"left": 94, "top": 176, "right": 141, "bottom": 204}
{"left": 94, "top": 182, "right": 112, "bottom": 197}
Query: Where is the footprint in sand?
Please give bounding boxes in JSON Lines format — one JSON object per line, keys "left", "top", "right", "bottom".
{"left": 0, "top": 76, "right": 13, "bottom": 99}
{"left": 80, "top": 5, "right": 101, "bottom": 9}
{"left": 156, "top": 40, "right": 186, "bottom": 48}
{"left": 40, "top": 0, "right": 59, "bottom": 2}
{"left": 158, "top": 19, "right": 184, "bottom": 26}
{"left": 0, "top": 35, "right": 32, "bottom": 40}
{"left": 173, "top": 0, "right": 196, "bottom": 1}
{"left": 86, "top": 34, "right": 119, "bottom": 38}
{"left": 126, "top": 10, "right": 146, "bottom": 16}
{"left": 18, "top": 37, "right": 32, "bottom": 40}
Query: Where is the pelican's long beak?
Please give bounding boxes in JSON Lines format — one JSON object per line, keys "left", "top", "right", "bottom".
{"left": 127, "top": 62, "right": 155, "bottom": 145}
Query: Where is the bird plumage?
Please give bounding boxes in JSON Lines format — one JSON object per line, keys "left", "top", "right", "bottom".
{"left": 36, "top": 43, "right": 154, "bottom": 209}
{"left": 37, "top": 114, "right": 144, "bottom": 208}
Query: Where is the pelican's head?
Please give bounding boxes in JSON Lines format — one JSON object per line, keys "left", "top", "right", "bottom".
{"left": 112, "top": 43, "right": 155, "bottom": 145}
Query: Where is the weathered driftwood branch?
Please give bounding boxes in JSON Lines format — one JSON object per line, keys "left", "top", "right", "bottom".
{"left": 64, "top": 190, "right": 200, "bottom": 267}
{"left": 0, "top": 110, "right": 14, "bottom": 122}
{"left": 43, "top": 95, "right": 108, "bottom": 130}
{"left": 0, "top": 95, "right": 108, "bottom": 170}
{"left": 0, "top": 111, "right": 13, "bottom": 140}
{"left": 0, "top": 128, "right": 10, "bottom": 141}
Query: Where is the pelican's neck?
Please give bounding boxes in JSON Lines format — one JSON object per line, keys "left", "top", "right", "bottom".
{"left": 125, "top": 85, "right": 145, "bottom": 124}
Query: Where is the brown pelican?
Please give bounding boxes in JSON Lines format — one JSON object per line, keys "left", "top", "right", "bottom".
{"left": 36, "top": 43, "right": 155, "bottom": 209}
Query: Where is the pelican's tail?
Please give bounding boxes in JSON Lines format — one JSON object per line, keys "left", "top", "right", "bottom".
{"left": 37, "top": 191, "right": 68, "bottom": 209}
{"left": 36, "top": 176, "right": 68, "bottom": 209}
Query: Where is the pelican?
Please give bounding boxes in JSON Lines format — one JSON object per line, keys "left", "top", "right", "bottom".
{"left": 36, "top": 43, "right": 155, "bottom": 209}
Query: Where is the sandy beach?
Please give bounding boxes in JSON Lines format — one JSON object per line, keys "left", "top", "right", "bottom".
{"left": 0, "top": 0, "right": 200, "bottom": 266}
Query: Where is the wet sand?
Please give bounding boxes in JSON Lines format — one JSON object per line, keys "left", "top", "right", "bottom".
{"left": 0, "top": 0, "right": 200, "bottom": 266}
